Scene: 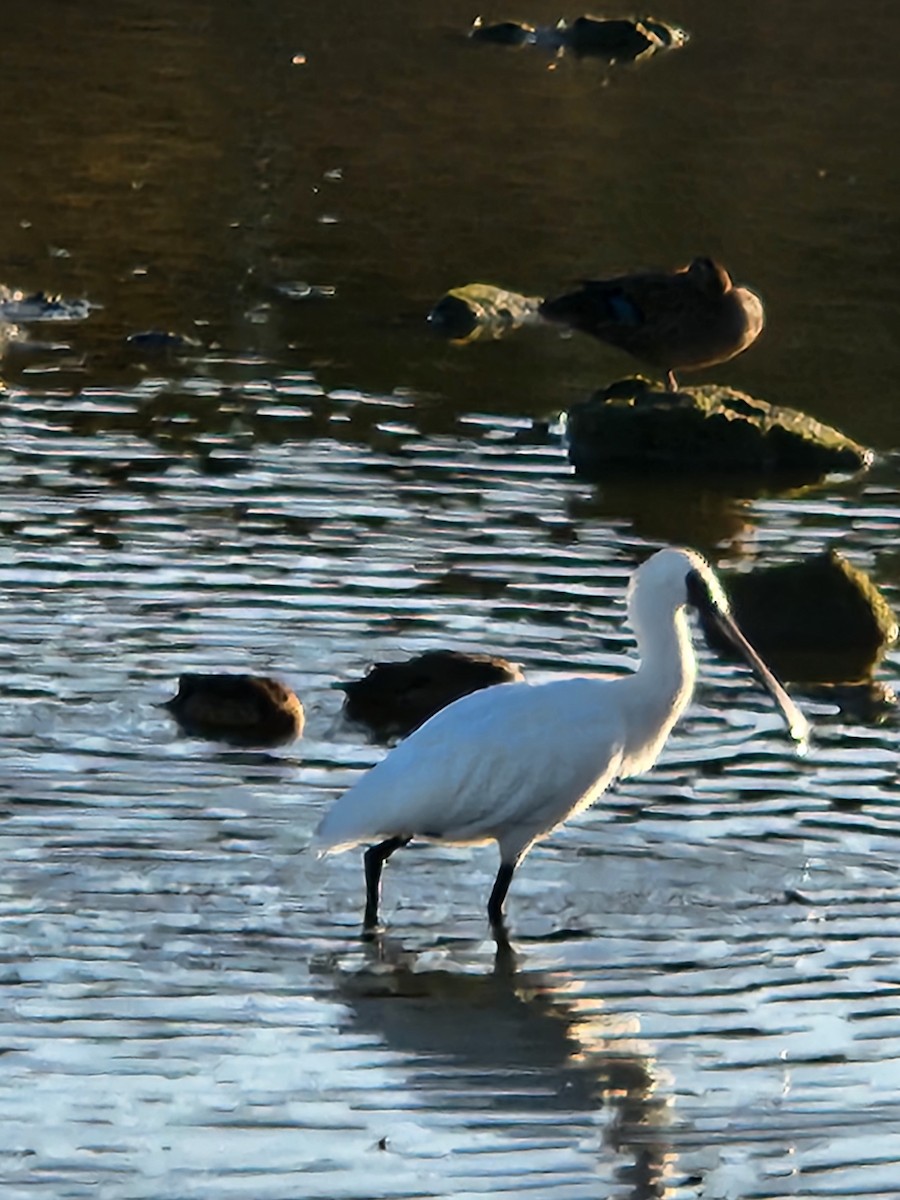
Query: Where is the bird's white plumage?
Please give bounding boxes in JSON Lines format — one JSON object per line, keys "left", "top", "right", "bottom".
{"left": 316, "top": 675, "right": 628, "bottom": 862}
{"left": 316, "top": 548, "right": 707, "bottom": 862}
{"left": 314, "top": 547, "right": 806, "bottom": 927}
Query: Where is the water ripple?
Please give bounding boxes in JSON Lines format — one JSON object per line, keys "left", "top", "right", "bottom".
{"left": 2, "top": 378, "right": 900, "bottom": 1198}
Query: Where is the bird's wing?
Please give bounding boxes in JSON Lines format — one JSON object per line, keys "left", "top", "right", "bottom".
{"left": 314, "top": 678, "right": 626, "bottom": 855}
{"left": 541, "top": 270, "right": 701, "bottom": 360}
{"left": 552, "top": 269, "right": 723, "bottom": 368}
{"left": 541, "top": 278, "right": 643, "bottom": 331}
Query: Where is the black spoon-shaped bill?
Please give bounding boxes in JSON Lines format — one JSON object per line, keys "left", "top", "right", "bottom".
{"left": 686, "top": 568, "right": 810, "bottom": 747}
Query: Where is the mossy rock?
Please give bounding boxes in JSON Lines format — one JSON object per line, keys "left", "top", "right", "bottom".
{"left": 703, "top": 551, "right": 898, "bottom": 682}
{"left": 566, "top": 378, "right": 871, "bottom": 479}
{"left": 427, "top": 283, "right": 542, "bottom": 344}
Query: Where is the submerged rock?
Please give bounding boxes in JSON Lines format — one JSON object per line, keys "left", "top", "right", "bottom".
{"left": 468, "top": 14, "right": 687, "bottom": 60}
{"left": 125, "top": 330, "right": 201, "bottom": 353}
{"left": 0, "top": 287, "right": 94, "bottom": 322}
{"left": 428, "top": 283, "right": 542, "bottom": 343}
{"left": 273, "top": 281, "right": 336, "bottom": 301}
{"left": 703, "top": 551, "right": 898, "bottom": 683}
{"left": 162, "top": 673, "right": 304, "bottom": 746}
{"left": 340, "top": 649, "right": 524, "bottom": 741}
{"left": 565, "top": 378, "right": 871, "bottom": 478}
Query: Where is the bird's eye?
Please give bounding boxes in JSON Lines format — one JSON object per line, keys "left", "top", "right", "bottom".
{"left": 684, "top": 569, "right": 712, "bottom": 612}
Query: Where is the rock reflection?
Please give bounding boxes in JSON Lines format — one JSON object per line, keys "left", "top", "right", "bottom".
{"left": 567, "top": 473, "right": 756, "bottom": 554}
{"left": 567, "top": 469, "right": 844, "bottom": 555}
{"left": 327, "top": 937, "right": 676, "bottom": 1199}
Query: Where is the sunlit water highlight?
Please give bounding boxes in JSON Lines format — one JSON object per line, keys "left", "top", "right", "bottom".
{"left": 2, "top": 374, "right": 900, "bottom": 1198}
{"left": 3, "top": 0, "right": 900, "bottom": 1193}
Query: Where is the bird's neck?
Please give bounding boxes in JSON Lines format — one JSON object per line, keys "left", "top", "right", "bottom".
{"left": 622, "top": 604, "right": 697, "bottom": 775}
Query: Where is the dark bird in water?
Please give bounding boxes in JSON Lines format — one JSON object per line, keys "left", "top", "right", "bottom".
{"left": 540, "top": 257, "right": 764, "bottom": 391}
{"left": 340, "top": 649, "right": 524, "bottom": 742}
{"left": 163, "top": 673, "right": 304, "bottom": 746}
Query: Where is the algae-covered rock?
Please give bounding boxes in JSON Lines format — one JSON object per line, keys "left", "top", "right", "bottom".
{"left": 0, "top": 286, "right": 94, "bottom": 322}
{"left": 428, "top": 283, "right": 542, "bottom": 344}
{"left": 566, "top": 378, "right": 871, "bottom": 478}
{"left": 703, "top": 551, "right": 898, "bottom": 683}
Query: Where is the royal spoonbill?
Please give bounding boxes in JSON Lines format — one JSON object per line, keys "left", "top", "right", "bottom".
{"left": 539, "top": 257, "right": 764, "bottom": 391}
{"left": 163, "top": 673, "right": 304, "bottom": 745}
{"left": 314, "top": 548, "right": 808, "bottom": 935}
{"left": 341, "top": 649, "right": 524, "bottom": 741}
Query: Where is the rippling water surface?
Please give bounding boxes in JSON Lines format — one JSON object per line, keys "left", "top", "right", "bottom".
{"left": 2, "top": 2, "right": 900, "bottom": 1197}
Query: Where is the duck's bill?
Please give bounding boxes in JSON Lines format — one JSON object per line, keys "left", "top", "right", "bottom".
{"left": 689, "top": 574, "right": 810, "bottom": 747}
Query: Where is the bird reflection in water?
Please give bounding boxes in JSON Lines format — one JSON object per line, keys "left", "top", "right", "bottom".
{"left": 323, "top": 936, "right": 677, "bottom": 1199}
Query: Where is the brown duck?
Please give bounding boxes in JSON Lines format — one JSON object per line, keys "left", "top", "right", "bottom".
{"left": 163, "top": 673, "right": 304, "bottom": 746}
{"left": 540, "top": 257, "right": 764, "bottom": 391}
{"left": 340, "top": 649, "right": 524, "bottom": 741}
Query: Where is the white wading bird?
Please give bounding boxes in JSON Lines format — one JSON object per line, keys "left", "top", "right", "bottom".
{"left": 314, "top": 548, "right": 809, "bottom": 937}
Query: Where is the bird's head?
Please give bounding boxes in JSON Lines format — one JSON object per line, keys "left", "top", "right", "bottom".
{"left": 630, "top": 548, "right": 809, "bottom": 747}
{"left": 686, "top": 256, "right": 732, "bottom": 296}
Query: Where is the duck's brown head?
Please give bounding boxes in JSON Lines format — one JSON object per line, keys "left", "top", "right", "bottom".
{"left": 685, "top": 257, "right": 732, "bottom": 296}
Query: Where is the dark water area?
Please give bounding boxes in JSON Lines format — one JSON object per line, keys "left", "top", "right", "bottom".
{"left": 2, "top": 2, "right": 900, "bottom": 1197}
{"left": 3, "top": 0, "right": 900, "bottom": 441}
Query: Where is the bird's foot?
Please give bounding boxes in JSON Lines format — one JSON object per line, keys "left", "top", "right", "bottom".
{"left": 361, "top": 913, "right": 385, "bottom": 940}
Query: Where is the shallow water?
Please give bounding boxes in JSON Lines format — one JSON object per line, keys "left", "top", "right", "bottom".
{"left": 2, "top": 3, "right": 900, "bottom": 1197}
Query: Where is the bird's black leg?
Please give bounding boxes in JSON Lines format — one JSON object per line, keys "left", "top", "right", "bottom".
{"left": 665, "top": 369, "right": 678, "bottom": 392}
{"left": 363, "top": 836, "right": 410, "bottom": 931}
{"left": 487, "top": 860, "right": 516, "bottom": 934}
